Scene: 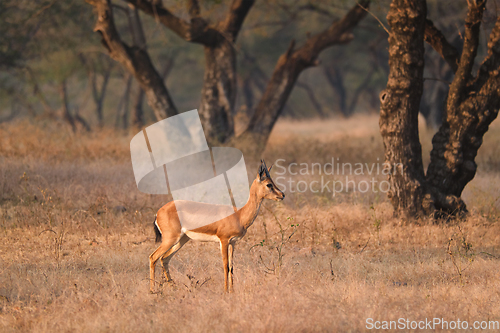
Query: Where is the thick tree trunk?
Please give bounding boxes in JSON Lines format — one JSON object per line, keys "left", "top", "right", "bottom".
{"left": 426, "top": 7, "right": 500, "bottom": 210}
{"left": 380, "top": 0, "right": 500, "bottom": 217}
{"left": 199, "top": 41, "right": 236, "bottom": 144}
{"left": 379, "top": 0, "right": 430, "bottom": 217}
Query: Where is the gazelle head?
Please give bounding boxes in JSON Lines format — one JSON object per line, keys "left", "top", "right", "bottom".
{"left": 255, "top": 160, "right": 285, "bottom": 201}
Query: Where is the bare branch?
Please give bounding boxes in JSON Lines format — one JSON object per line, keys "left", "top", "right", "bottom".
{"left": 296, "top": 3, "right": 335, "bottom": 18}
{"left": 221, "top": 0, "right": 256, "bottom": 41}
{"left": 87, "top": 0, "right": 177, "bottom": 120}
{"left": 296, "top": 0, "right": 370, "bottom": 65}
{"left": 356, "top": 0, "right": 389, "bottom": 35}
{"left": 424, "top": 19, "right": 459, "bottom": 73}
{"left": 124, "top": 0, "right": 219, "bottom": 45}
{"left": 475, "top": 15, "right": 500, "bottom": 87}
{"left": 447, "top": 0, "right": 485, "bottom": 112}
{"left": 242, "top": 0, "right": 370, "bottom": 140}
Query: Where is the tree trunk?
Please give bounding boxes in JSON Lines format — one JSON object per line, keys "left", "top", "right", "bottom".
{"left": 115, "top": 73, "right": 132, "bottom": 129}
{"left": 119, "top": 0, "right": 254, "bottom": 143}
{"left": 379, "top": 0, "right": 429, "bottom": 218}
{"left": 60, "top": 80, "right": 91, "bottom": 133}
{"left": 324, "top": 65, "right": 348, "bottom": 116}
{"left": 426, "top": 5, "right": 500, "bottom": 211}
{"left": 380, "top": 0, "right": 500, "bottom": 217}
{"left": 132, "top": 85, "right": 145, "bottom": 128}
{"left": 90, "top": 64, "right": 112, "bottom": 127}
{"left": 296, "top": 81, "right": 326, "bottom": 118}
{"left": 90, "top": 0, "right": 369, "bottom": 149}
{"left": 60, "top": 79, "right": 77, "bottom": 133}
{"left": 199, "top": 41, "right": 236, "bottom": 144}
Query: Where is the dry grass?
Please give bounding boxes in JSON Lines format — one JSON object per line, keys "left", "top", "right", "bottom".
{"left": 1, "top": 115, "right": 500, "bottom": 332}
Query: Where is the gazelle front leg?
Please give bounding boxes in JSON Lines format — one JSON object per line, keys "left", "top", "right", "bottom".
{"left": 220, "top": 238, "right": 230, "bottom": 292}
{"left": 228, "top": 241, "right": 235, "bottom": 292}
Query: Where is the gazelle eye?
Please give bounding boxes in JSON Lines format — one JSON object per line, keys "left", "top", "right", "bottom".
{"left": 266, "top": 184, "right": 273, "bottom": 188}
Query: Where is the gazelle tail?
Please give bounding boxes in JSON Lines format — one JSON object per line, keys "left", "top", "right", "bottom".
{"left": 153, "top": 215, "right": 162, "bottom": 243}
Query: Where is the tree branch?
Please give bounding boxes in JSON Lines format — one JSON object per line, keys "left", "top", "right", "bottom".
{"left": 127, "top": 4, "right": 147, "bottom": 50}
{"left": 124, "top": 0, "right": 219, "bottom": 45}
{"left": 87, "top": 0, "right": 177, "bottom": 120}
{"left": 475, "top": 14, "right": 500, "bottom": 87}
{"left": 221, "top": 0, "right": 255, "bottom": 42}
{"left": 241, "top": 0, "right": 370, "bottom": 143}
{"left": 298, "top": 0, "right": 370, "bottom": 60}
{"left": 424, "top": 19, "right": 459, "bottom": 73}
{"left": 447, "top": 0, "right": 485, "bottom": 112}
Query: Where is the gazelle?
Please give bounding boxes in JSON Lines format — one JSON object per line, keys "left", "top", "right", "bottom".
{"left": 150, "top": 160, "right": 284, "bottom": 293}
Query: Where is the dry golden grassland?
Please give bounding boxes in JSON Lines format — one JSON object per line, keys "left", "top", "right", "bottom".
{"left": 1, "top": 115, "right": 500, "bottom": 332}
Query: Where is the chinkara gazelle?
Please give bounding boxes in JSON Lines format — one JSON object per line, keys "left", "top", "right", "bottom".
{"left": 149, "top": 160, "right": 285, "bottom": 293}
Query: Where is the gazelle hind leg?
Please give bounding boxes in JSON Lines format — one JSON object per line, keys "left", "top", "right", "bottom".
{"left": 228, "top": 242, "right": 235, "bottom": 292}
{"left": 220, "top": 239, "right": 230, "bottom": 292}
{"left": 149, "top": 236, "right": 181, "bottom": 293}
{"left": 160, "top": 234, "right": 190, "bottom": 282}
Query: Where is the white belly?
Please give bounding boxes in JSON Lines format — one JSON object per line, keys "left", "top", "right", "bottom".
{"left": 184, "top": 230, "right": 220, "bottom": 242}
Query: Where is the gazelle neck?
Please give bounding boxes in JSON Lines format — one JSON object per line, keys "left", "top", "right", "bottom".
{"left": 238, "top": 179, "right": 264, "bottom": 230}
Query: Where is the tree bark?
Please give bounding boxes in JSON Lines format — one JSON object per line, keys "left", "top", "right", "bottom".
{"left": 379, "top": 0, "right": 429, "bottom": 217}
{"left": 380, "top": 0, "right": 500, "bottom": 217}
{"left": 199, "top": 40, "right": 236, "bottom": 143}
{"left": 426, "top": 2, "right": 500, "bottom": 212}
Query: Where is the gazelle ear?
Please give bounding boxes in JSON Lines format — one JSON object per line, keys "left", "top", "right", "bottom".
{"left": 262, "top": 159, "right": 270, "bottom": 179}
{"left": 258, "top": 160, "right": 268, "bottom": 181}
